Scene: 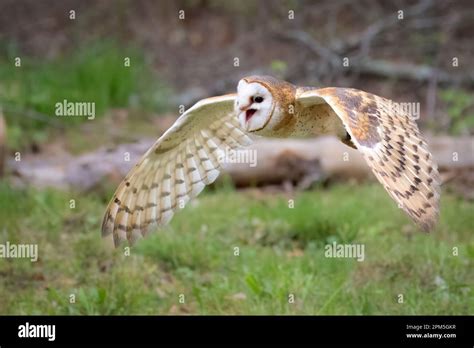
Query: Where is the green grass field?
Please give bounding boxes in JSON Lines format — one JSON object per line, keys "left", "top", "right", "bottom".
{"left": 0, "top": 182, "right": 472, "bottom": 315}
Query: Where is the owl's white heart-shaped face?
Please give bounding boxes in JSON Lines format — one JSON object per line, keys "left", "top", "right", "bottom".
{"left": 235, "top": 79, "right": 274, "bottom": 132}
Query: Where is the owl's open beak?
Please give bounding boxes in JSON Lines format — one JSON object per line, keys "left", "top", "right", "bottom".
{"left": 245, "top": 109, "right": 256, "bottom": 121}
{"left": 239, "top": 104, "right": 257, "bottom": 121}
{"left": 238, "top": 103, "right": 257, "bottom": 130}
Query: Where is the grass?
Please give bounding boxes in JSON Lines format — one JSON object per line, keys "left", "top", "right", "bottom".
{"left": 0, "top": 182, "right": 472, "bottom": 315}
{"left": 0, "top": 42, "right": 170, "bottom": 150}
{"left": 438, "top": 88, "right": 474, "bottom": 135}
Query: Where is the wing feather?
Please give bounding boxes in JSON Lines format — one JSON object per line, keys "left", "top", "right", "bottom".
{"left": 102, "top": 94, "right": 252, "bottom": 246}
{"left": 297, "top": 87, "right": 440, "bottom": 231}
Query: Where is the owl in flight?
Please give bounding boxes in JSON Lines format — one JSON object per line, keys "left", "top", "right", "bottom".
{"left": 102, "top": 76, "right": 440, "bottom": 246}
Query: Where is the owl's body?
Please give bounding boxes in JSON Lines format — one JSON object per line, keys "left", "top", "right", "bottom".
{"left": 238, "top": 76, "right": 346, "bottom": 140}
{"left": 273, "top": 99, "right": 347, "bottom": 138}
{"left": 102, "top": 75, "right": 440, "bottom": 246}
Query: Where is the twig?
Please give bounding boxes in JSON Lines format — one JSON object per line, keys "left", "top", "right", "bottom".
{"left": 279, "top": 30, "right": 340, "bottom": 68}
{"left": 357, "top": 0, "right": 435, "bottom": 58}
{"left": 355, "top": 59, "right": 474, "bottom": 87}
{"left": 279, "top": 32, "right": 474, "bottom": 87}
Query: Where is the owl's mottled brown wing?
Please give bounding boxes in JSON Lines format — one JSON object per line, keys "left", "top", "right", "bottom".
{"left": 102, "top": 94, "right": 252, "bottom": 246}
{"left": 297, "top": 87, "right": 441, "bottom": 231}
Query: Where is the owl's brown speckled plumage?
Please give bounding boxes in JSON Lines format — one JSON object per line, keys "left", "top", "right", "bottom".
{"left": 299, "top": 87, "right": 440, "bottom": 231}
{"left": 102, "top": 76, "right": 440, "bottom": 246}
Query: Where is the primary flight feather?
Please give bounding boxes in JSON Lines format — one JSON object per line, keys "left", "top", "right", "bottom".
{"left": 102, "top": 75, "right": 440, "bottom": 246}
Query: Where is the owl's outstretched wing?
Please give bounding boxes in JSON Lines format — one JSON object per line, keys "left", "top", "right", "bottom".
{"left": 102, "top": 94, "right": 252, "bottom": 246}
{"left": 297, "top": 87, "right": 441, "bottom": 231}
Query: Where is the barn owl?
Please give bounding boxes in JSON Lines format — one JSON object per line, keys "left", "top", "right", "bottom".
{"left": 102, "top": 75, "right": 440, "bottom": 246}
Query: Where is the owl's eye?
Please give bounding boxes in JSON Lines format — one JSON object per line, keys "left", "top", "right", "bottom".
{"left": 253, "top": 96, "right": 264, "bottom": 103}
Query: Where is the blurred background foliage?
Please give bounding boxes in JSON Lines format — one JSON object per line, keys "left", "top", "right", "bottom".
{"left": 0, "top": 42, "right": 169, "bottom": 149}
{"left": 0, "top": 0, "right": 473, "bottom": 152}
{"left": 439, "top": 88, "right": 474, "bottom": 135}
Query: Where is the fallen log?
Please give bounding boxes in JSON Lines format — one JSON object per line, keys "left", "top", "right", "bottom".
{"left": 8, "top": 135, "right": 473, "bottom": 192}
